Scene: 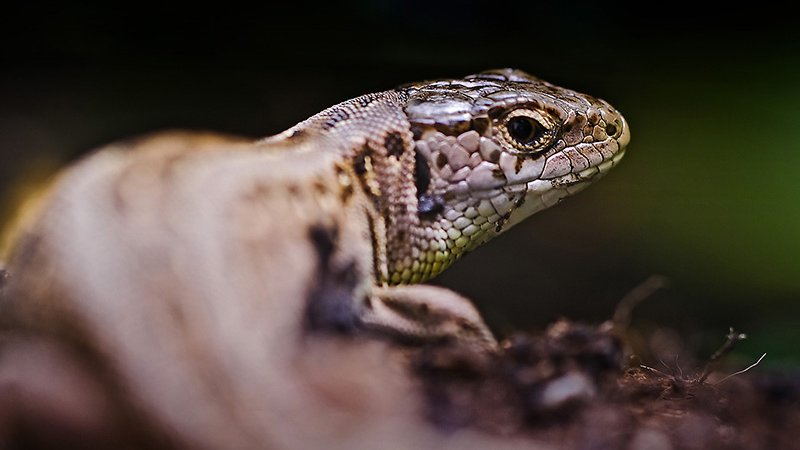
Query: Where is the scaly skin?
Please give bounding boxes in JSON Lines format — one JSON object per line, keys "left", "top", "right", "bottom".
{"left": 0, "top": 69, "right": 628, "bottom": 449}
{"left": 265, "top": 68, "right": 630, "bottom": 345}
{"left": 279, "top": 68, "right": 629, "bottom": 286}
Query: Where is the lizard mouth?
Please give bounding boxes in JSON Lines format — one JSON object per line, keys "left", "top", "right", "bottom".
{"left": 513, "top": 114, "right": 630, "bottom": 197}
{"left": 500, "top": 143, "right": 627, "bottom": 231}
{"left": 552, "top": 145, "right": 627, "bottom": 187}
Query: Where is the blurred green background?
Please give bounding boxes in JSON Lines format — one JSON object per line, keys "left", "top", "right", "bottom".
{"left": 2, "top": 2, "right": 798, "bottom": 368}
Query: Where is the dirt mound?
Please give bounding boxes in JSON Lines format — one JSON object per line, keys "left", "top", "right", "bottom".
{"left": 415, "top": 320, "right": 800, "bottom": 450}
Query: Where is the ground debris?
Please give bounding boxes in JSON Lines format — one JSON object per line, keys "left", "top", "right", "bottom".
{"left": 414, "top": 319, "right": 800, "bottom": 450}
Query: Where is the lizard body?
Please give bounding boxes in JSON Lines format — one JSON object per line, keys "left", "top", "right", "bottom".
{"left": 0, "top": 69, "right": 628, "bottom": 449}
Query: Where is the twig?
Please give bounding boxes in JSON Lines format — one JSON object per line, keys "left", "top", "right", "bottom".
{"left": 612, "top": 275, "right": 670, "bottom": 332}
{"left": 714, "top": 353, "right": 767, "bottom": 384}
{"left": 697, "top": 327, "right": 747, "bottom": 383}
{"left": 639, "top": 364, "right": 672, "bottom": 378}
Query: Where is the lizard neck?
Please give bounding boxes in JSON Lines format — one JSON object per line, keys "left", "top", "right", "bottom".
{"left": 261, "top": 90, "right": 448, "bottom": 286}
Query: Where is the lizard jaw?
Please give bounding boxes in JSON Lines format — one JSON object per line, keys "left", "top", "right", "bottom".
{"left": 502, "top": 112, "right": 629, "bottom": 232}
{"left": 501, "top": 147, "right": 627, "bottom": 232}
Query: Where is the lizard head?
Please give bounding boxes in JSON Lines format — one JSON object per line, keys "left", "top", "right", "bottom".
{"left": 387, "top": 68, "right": 629, "bottom": 283}
{"left": 273, "top": 68, "right": 628, "bottom": 285}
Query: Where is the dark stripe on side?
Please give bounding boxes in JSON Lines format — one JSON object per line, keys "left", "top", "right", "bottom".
{"left": 304, "top": 223, "right": 361, "bottom": 334}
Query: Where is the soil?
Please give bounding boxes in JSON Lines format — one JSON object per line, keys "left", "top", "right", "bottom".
{"left": 414, "top": 319, "right": 800, "bottom": 450}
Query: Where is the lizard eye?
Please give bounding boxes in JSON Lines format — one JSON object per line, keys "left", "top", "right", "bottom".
{"left": 499, "top": 108, "right": 558, "bottom": 153}
{"left": 507, "top": 116, "right": 543, "bottom": 145}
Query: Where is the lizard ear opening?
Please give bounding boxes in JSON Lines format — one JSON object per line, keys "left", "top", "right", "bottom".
{"left": 414, "top": 149, "right": 443, "bottom": 220}
{"left": 414, "top": 149, "right": 431, "bottom": 195}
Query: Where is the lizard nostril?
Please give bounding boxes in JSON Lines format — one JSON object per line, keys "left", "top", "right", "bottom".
{"left": 605, "top": 122, "right": 618, "bottom": 138}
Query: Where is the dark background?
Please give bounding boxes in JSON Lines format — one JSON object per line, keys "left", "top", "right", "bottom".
{"left": 2, "top": 2, "right": 799, "bottom": 368}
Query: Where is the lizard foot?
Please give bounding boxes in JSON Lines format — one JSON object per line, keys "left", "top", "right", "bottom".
{"left": 361, "top": 285, "right": 497, "bottom": 351}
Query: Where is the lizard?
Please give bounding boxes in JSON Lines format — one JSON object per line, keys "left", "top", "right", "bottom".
{"left": 0, "top": 68, "right": 629, "bottom": 449}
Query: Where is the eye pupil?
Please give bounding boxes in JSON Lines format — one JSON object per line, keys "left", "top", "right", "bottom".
{"left": 507, "top": 116, "right": 540, "bottom": 144}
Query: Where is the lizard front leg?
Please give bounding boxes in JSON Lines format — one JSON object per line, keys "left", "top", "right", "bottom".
{"left": 360, "top": 285, "right": 498, "bottom": 351}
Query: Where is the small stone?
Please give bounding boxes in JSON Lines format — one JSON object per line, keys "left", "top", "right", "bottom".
{"left": 629, "top": 428, "right": 673, "bottom": 450}
{"left": 539, "top": 372, "right": 596, "bottom": 410}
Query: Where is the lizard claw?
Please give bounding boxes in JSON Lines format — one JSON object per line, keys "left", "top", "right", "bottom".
{"left": 361, "top": 285, "right": 498, "bottom": 352}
